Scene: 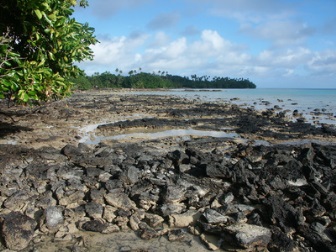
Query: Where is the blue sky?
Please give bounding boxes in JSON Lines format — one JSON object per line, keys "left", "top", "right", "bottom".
{"left": 73, "top": 0, "right": 336, "bottom": 88}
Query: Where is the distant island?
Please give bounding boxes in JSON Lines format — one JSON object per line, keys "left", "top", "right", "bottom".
{"left": 72, "top": 70, "right": 256, "bottom": 90}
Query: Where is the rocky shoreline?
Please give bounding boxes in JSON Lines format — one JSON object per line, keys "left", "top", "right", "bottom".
{"left": 0, "top": 90, "right": 335, "bottom": 251}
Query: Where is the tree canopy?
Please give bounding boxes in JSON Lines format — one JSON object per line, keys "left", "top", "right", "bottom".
{"left": 0, "top": 0, "right": 98, "bottom": 104}
{"left": 71, "top": 70, "right": 257, "bottom": 90}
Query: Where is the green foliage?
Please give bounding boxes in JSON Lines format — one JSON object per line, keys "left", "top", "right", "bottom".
{"left": 72, "top": 70, "right": 257, "bottom": 90}
{"left": 0, "top": 0, "right": 98, "bottom": 104}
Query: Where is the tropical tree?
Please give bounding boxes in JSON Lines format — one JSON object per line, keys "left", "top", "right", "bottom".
{"left": 0, "top": 0, "right": 98, "bottom": 104}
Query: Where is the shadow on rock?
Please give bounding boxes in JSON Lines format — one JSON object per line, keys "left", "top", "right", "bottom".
{"left": 0, "top": 122, "right": 32, "bottom": 138}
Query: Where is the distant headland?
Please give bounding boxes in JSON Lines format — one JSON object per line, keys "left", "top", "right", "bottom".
{"left": 71, "top": 70, "right": 256, "bottom": 90}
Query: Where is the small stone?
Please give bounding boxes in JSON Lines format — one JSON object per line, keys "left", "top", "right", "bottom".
{"left": 85, "top": 202, "right": 103, "bottom": 219}
{"left": 81, "top": 219, "right": 107, "bottom": 233}
{"left": 167, "top": 229, "right": 186, "bottom": 241}
{"left": 168, "top": 210, "right": 201, "bottom": 228}
{"left": 101, "top": 223, "right": 120, "bottom": 234}
{"left": 103, "top": 205, "right": 117, "bottom": 223}
{"left": 3, "top": 190, "right": 32, "bottom": 211}
{"left": 59, "top": 191, "right": 85, "bottom": 208}
{"left": 203, "top": 209, "right": 229, "bottom": 224}
{"left": 188, "top": 225, "right": 202, "bottom": 236}
{"left": 45, "top": 206, "right": 64, "bottom": 229}
{"left": 104, "top": 190, "right": 136, "bottom": 210}
{"left": 179, "top": 164, "right": 191, "bottom": 173}
{"left": 211, "top": 198, "right": 222, "bottom": 208}
{"left": 200, "top": 233, "right": 221, "bottom": 251}
{"left": 140, "top": 225, "right": 158, "bottom": 240}
{"left": 161, "top": 203, "right": 186, "bottom": 216}
{"left": 129, "top": 215, "right": 141, "bottom": 231}
{"left": 125, "top": 165, "right": 140, "bottom": 184}
{"left": 67, "top": 222, "right": 79, "bottom": 234}
{"left": 144, "top": 213, "right": 164, "bottom": 228}
{"left": 223, "top": 192, "right": 234, "bottom": 204}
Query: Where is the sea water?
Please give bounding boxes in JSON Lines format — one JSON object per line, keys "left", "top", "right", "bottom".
{"left": 133, "top": 88, "right": 336, "bottom": 125}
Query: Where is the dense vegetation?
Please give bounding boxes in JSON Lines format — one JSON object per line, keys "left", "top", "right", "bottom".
{"left": 0, "top": 0, "right": 98, "bottom": 104}
{"left": 72, "top": 70, "right": 257, "bottom": 90}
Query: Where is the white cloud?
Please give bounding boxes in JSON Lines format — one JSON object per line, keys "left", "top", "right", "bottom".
{"left": 150, "top": 32, "right": 170, "bottom": 47}
{"left": 258, "top": 48, "right": 311, "bottom": 67}
{"left": 241, "top": 21, "right": 314, "bottom": 47}
{"left": 307, "top": 50, "right": 336, "bottom": 76}
{"left": 78, "top": 28, "right": 336, "bottom": 88}
{"left": 188, "top": 0, "right": 316, "bottom": 49}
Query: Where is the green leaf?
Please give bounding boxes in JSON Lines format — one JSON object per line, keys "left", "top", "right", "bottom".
{"left": 3, "top": 60, "right": 11, "bottom": 67}
{"left": 42, "top": 12, "right": 53, "bottom": 26}
{"left": 34, "top": 9, "right": 43, "bottom": 19}
{"left": 18, "top": 90, "right": 29, "bottom": 102}
{"left": 48, "top": 13, "right": 57, "bottom": 21}
{"left": 48, "top": 52, "right": 55, "bottom": 60}
{"left": 2, "top": 79, "right": 12, "bottom": 87}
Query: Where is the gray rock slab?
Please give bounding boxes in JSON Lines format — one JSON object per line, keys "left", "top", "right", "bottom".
{"left": 224, "top": 223, "right": 271, "bottom": 249}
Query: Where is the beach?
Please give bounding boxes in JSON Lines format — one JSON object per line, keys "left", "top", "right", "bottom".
{"left": 0, "top": 89, "right": 335, "bottom": 251}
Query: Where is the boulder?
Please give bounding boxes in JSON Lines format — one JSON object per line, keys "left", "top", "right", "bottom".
{"left": 1, "top": 212, "right": 37, "bottom": 250}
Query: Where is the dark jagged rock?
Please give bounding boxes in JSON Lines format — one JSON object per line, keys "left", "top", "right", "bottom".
{"left": 268, "top": 226, "right": 297, "bottom": 252}
{"left": 263, "top": 195, "right": 305, "bottom": 232}
{"left": 1, "top": 212, "right": 37, "bottom": 250}
{"left": 81, "top": 219, "right": 107, "bottom": 233}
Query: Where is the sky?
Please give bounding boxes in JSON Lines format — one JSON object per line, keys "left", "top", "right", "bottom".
{"left": 73, "top": 0, "right": 336, "bottom": 88}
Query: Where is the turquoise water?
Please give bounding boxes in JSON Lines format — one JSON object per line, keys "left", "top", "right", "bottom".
{"left": 133, "top": 88, "right": 336, "bottom": 125}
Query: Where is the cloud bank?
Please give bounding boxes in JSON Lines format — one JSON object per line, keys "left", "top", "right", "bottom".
{"left": 75, "top": 0, "right": 336, "bottom": 88}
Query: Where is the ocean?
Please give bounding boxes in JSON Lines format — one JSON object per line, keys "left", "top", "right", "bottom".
{"left": 133, "top": 88, "right": 336, "bottom": 125}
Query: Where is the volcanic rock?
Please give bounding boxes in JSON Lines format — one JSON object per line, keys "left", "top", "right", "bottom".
{"left": 1, "top": 211, "right": 37, "bottom": 250}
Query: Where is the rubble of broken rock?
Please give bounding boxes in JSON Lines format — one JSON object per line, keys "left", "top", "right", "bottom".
{"left": 0, "top": 91, "right": 336, "bottom": 251}
{"left": 0, "top": 138, "right": 335, "bottom": 251}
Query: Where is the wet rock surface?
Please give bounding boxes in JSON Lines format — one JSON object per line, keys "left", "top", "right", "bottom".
{"left": 0, "top": 90, "right": 336, "bottom": 251}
